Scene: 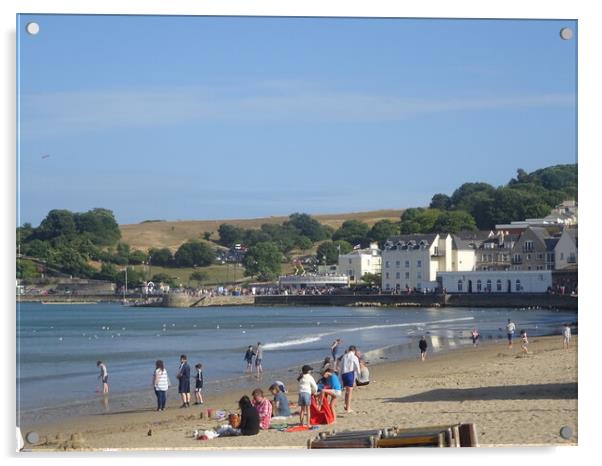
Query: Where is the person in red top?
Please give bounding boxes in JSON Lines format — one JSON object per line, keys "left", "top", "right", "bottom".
{"left": 251, "top": 388, "right": 272, "bottom": 430}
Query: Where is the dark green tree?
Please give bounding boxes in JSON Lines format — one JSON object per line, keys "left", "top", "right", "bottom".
{"left": 429, "top": 193, "right": 452, "bottom": 210}
{"left": 37, "top": 209, "right": 77, "bottom": 241}
{"left": 316, "top": 240, "right": 352, "bottom": 265}
{"left": 332, "top": 220, "right": 370, "bottom": 247}
{"left": 74, "top": 208, "right": 121, "bottom": 245}
{"left": 243, "top": 242, "right": 283, "bottom": 281}
{"left": 285, "top": 213, "right": 329, "bottom": 242}
{"left": 217, "top": 224, "right": 245, "bottom": 247}
{"left": 174, "top": 241, "right": 215, "bottom": 267}
{"left": 128, "top": 250, "right": 147, "bottom": 265}
{"left": 148, "top": 248, "right": 174, "bottom": 266}
{"left": 361, "top": 272, "right": 382, "bottom": 286}
{"left": 368, "top": 220, "right": 400, "bottom": 247}
{"left": 432, "top": 210, "right": 477, "bottom": 233}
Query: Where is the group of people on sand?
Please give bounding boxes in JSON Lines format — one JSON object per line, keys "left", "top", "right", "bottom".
{"left": 226, "top": 339, "right": 372, "bottom": 436}
{"left": 151, "top": 355, "right": 204, "bottom": 411}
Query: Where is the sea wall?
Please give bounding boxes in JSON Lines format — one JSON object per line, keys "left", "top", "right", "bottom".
{"left": 161, "top": 294, "right": 255, "bottom": 307}
{"left": 254, "top": 293, "right": 577, "bottom": 310}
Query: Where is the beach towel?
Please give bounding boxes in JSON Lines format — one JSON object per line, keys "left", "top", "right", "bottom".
{"left": 310, "top": 393, "right": 334, "bottom": 425}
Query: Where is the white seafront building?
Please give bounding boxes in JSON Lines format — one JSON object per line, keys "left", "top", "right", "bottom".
{"left": 437, "top": 270, "right": 552, "bottom": 294}
{"left": 337, "top": 242, "right": 382, "bottom": 283}
{"left": 381, "top": 234, "right": 476, "bottom": 292}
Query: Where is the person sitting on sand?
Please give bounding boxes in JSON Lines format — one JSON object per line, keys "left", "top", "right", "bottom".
{"left": 238, "top": 396, "right": 260, "bottom": 436}
{"left": 419, "top": 336, "right": 428, "bottom": 361}
{"left": 318, "top": 367, "right": 342, "bottom": 422}
{"left": 520, "top": 330, "right": 530, "bottom": 355}
{"left": 251, "top": 388, "right": 272, "bottom": 430}
{"left": 356, "top": 359, "right": 370, "bottom": 386}
{"left": 269, "top": 383, "right": 291, "bottom": 417}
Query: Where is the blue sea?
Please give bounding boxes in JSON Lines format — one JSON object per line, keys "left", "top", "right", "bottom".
{"left": 16, "top": 302, "right": 576, "bottom": 426}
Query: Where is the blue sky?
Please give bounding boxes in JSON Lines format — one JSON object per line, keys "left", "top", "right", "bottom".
{"left": 17, "top": 15, "right": 577, "bottom": 226}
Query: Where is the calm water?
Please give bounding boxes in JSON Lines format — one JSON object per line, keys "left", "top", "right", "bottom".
{"left": 16, "top": 302, "right": 576, "bottom": 426}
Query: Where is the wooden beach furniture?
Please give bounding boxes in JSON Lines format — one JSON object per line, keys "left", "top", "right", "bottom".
{"left": 307, "top": 423, "right": 479, "bottom": 449}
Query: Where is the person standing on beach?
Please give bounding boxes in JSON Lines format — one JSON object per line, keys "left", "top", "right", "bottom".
{"left": 254, "top": 342, "right": 264, "bottom": 376}
{"left": 563, "top": 324, "right": 572, "bottom": 349}
{"left": 330, "top": 339, "right": 342, "bottom": 366}
{"left": 194, "top": 363, "right": 204, "bottom": 405}
{"left": 176, "top": 354, "right": 191, "bottom": 408}
{"left": 153, "top": 360, "right": 169, "bottom": 411}
{"left": 520, "top": 330, "right": 530, "bottom": 355}
{"left": 97, "top": 361, "right": 109, "bottom": 394}
{"left": 506, "top": 319, "right": 516, "bottom": 348}
{"left": 297, "top": 365, "right": 318, "bottom": 426}
{"left": 341, "top": 346, "right": 361, "bottom": 413}
{"left": 471, "top": 328, "right": 480, "bottom": 347}
{"left": 419, "top": 336, "right": 428, "bottom": 361}
{"left": 243, "top": 346, "right": 255, "bottom": 373}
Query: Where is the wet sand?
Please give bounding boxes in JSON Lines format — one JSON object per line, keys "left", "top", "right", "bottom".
{"left": 22, "top": 335, "right": 577, "bottom": 450}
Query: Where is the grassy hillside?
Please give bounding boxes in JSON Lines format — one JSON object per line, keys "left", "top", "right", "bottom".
{"left": 119, "top": 209, "right": 404, "bottom": 252}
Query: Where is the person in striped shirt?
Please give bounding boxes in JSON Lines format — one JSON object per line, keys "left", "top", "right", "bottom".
{"left": 153, "top": 360, "right": 169, "bottom": 411}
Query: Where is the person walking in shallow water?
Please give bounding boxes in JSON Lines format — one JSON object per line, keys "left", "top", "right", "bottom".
{"left": 419, "top": 336, "right": 428, "bottom": 361}
{"left": 243, "top": 346, "right": 255, "bottom": 373}
{"left": 254, "top": 342, "right": 264, "bottom": 376}
{"left": 97, "top": 361, "right": 109, "bottom": 394}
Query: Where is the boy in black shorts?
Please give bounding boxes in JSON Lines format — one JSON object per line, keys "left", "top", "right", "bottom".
{"left": 194, "top": 363, "right": 204, "bottom": 405}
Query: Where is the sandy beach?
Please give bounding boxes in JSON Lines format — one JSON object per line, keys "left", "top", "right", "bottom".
{"left": 22, "top": 335, "right": 577, "bottom": 450}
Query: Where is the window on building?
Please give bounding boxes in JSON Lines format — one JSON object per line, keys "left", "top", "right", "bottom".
{"left": 417, "top": 272, "right": 422, "bottom": 280}
{"left": 457, "top": 280, "right": 463, "bottom": 292}
{"left": 525, "top": 240, "right": 534, "bottom": 251}
{"left": 560, "top": 252, "right": 565, "bottom": 260}
{"left": 515, "top": 279, "right": 521, "bottom": 292}
{"left": 486, "top": 280, "right": 492, "bottom": 292}
{"left": 405, "top": 272, "right": 410, "bottom": 279}
{"left": 537, "top": 253, "right": 543, "bottom": 260}
{"left": 385, "top": 261, "right": 390, "bottom": 268}
{"left": 395, "top": 272, "right": 400, "bottom": 279}
{"left": 385, "top": 283, "right": 390, "bottom": 290}
{"left": 496, "top": 279, "right": 502, "bottom": 291}
{"left": 417, "top": 260, "right": 422, "bottom": 268}
{"left": 396, "top": 261, "right": 400, "bottom": 268}
{"left": 526, "top": 254, "right": 531, "bottom": 261}
{"left": 385, "top": 272, "right": 390, "bottom": 279}
{"left": 434, "top": 246, "right": 439, "bottom": 255}
{"left": 405, "top": 260, "right": 410, "bottom": 268}
{"left": 348, "top": 259, "right": 352, "bottom": 265}
{"left": 476, "top": 280, "right": 482, "bottom": 292}
{"left": 536, "top": 266, "right": 543, "bottom": 270}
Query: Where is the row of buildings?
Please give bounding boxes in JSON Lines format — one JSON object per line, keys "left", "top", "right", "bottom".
{"left": 298, "top": 201, "right": 578, "bottom": 294}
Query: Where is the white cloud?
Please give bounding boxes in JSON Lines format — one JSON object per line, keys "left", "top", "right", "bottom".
{"left": 19, "top": 82, "right": 575, "bottom": 137}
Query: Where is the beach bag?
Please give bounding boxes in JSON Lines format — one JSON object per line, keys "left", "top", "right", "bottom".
{"left": 310, "top": 393, "right": 334, "bottom": 425}
{"left": 228, "top": 413, "right": 241, "bottom": 429}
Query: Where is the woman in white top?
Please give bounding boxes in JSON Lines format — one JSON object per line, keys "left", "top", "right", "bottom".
{"left": 297, "top": 365, "right": 317, "bottom": 426}
{"left": 153, "top": 360, "right": 169, "bottom": 411}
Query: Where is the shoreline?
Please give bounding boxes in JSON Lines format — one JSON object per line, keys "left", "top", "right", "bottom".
{"left": 22, "top": 334, "right": 578, "bottom": 450}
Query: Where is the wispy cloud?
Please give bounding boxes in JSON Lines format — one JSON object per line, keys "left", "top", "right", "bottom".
{"left": 20, "top": 81, "right": 575, "bottom": 137}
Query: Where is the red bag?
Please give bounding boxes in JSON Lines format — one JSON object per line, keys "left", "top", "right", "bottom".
{"left": 309, "top": 393, "right": 334, "bottom": 425}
